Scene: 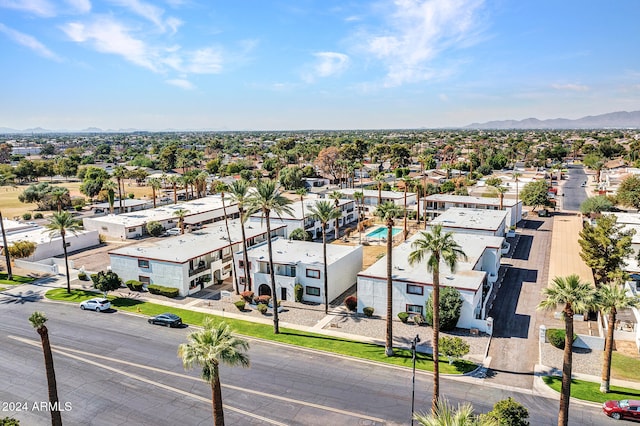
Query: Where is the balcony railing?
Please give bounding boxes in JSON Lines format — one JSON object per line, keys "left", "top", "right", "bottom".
{"left": 189, "top": 264, "right": 210, "bottom": 277}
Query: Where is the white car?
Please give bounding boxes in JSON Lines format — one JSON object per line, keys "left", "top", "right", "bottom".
{"left": 80, "top": 298, "right": 111, "bottom": 312}
{"left": 165, "top": 228, "right": 181, "bottom": 236}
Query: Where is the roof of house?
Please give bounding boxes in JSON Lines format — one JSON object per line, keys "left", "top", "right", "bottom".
{"left": 358, "top": 232, "right": 503, "bottom": 292}
{"left": 108, "top": 219, "right": 286, "bottom": 263}
{"left": 91, "top": 199, "right": 150, "bottom": 209}
{"left": 1, "top": 225, "right": 96, "bottom": 247}
{"left": 430, "top": 207, "right": 508, "bottom": 232}
{"left": 422, "top": 194, "right": 520, "bottom": 208}
{"left": 336, "top": 188, "right": 415, "bottom": 200}
{"left": 244, "top": 237, "right": 361, "bottom": 266}
{"left": 249, "top": 198, "right": 353, "bottom": 221}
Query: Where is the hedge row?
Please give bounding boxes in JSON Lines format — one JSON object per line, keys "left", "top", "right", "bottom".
{"left": 125, "top": 280, "right": 145, "bottom": 291}
{"left": 147, "top": 284, "right": 179, "bottom": 298}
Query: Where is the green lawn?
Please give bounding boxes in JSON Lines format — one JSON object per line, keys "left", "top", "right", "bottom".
{"left": 543, "top": 376, "right": 640, "bottom": 403}
{"left": 0, "top": 273, "right": 36, "bottom": 285}
{"left": 46, "top": 288, "right": 477, "bottom": 374}
{"left": 612, "top": 352, "right": 640, "bottom": 382}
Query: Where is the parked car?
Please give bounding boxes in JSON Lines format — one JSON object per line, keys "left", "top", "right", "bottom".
{"left": 164, "top": 228, "right": 181, "bottom": 236}
{"left": 80, "top": 298, "right": 111, "bottom": 312}
{"left": 603, "top": 399, "right": 640, "bottom": 420}
{"left": 148, "top": 313, "right": 183, "bottom": 327}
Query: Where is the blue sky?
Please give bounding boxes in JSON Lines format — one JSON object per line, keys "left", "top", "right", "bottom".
{"left": 1, "top": 0, "right": 639, "bottom": 131}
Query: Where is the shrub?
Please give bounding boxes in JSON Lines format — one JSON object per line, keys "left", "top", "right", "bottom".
{"left": 127, "top": 193, "right": 135, "bottom": 199}
{"left": 77, "top": 272, "right": 88, "bottom": 281}
{"left": 257, "top": 303, "right": 268, "bottom": 314}
{"left": 363, "top": 306, "right": 374, "bottom": 317}
{"left": 546, "top": 328, "right": 576, "bottom": 350}
{"left": 398, "top": 312, "right": 410, "bottom": 323}
{"left": 240, "top": 291, "right": 254, "bottom": 303}
{"left": 413, "top": 314, "right": 426, "bottom": 326}
{"left": 33, "top": 212, "right": 43, "bottom": 219}
{"left": 439, "top": 336, "right": 470, "bottom": 363}
{"left": 234, "top": 300, "right": 246, "bottom": 311}
{"left": 480, "top": 397, "right": 530, "bottom": 426}
{"left": 344, "top": 295, "right": 357, "bottom": 311}
{"left": 125, "top": 280, "right": 144, "bottom": 291}
{"left": 22, "top": 213, "right": 32, "bottom": 220}
{"left": 146, "top": 221, "right": 164, "bottom": 237}
{"left": 147, "top": 284, "right": 179, "bottom": 298}
{"left": 74, "top": 205, "right": 83, "bottom": 211}
{"left": 425, "top": 287, "right": 463, "bottom": 331}
{"left": 294, "top": 284, "right": 303, "bottom": 302}
{"left": 255, "top": 295, "right": 271, "bottom": 305}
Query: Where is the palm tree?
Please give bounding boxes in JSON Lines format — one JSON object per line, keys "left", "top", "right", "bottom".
{"left": 495, "top": 186, "right": 508, "bottom": 210}
{"left": 178, "top": 320, "right": 250, "bottom": 426}
{"left": 538, "top": 274, "right": 595, "bottom": 426}
{"left": 414, "top": 398, "right": 495, "bottom": 426}
{"left": 174, "top": 209, "right": 189, "bottom": 235}
{"left": 596, "top": 282, "right": 639, "bottom": 393}
{"left": 113, "top": 166, "right": 127, "bottom": 213}
{"left": 374, "top": 201, "right": 404, "bottom": 357}
{"left": 401, "top": 177, "right": 415, "bottom": 240}
{"left": 102, "top": 180, "right": 117, "bottom": 214}
{"left": 308, "top": 201, "right": 342, "bottom": 314}
{"left": 375, "top": 173, "right": 386, "bottom": 206}
{"left": 295, "top": 187, "right": 307, "bottom": 221}
{"left": 328, "top": 190, "right": 342, "bottom": 240}
{"left": 247, "top": 179, "right": 293, "bottom": 334}
{"left": 1, "top": 210, "right": 13, "bottom": 281}
{"left": 148, "top": 177, "right": 162, "bottom": 208}
{"left": 408, "top": 224, "right": 467, "bottom": 414}
{"left": 513, "top": 172, "right": 522, "bottom": 203}
{"left": 46, "top": 212, "right": 81, "bottom": 294}
{"left": 219, "top": 186, "right": 240, "bottom": 295}
{"left": 50, "top": 186, "right": 69, "bottom": 214}
{"left": 29, "top": 311, "right": 63, "bottom": 426}
{"left": 168, "top": 175, "right": 180, "bottom": 204}
{"left": 195, "top": 171, "right": 209, "bottom": 199}
{"left": 228, "top": 179, "right": 253, "bottom": 292}
{"left": 354, "top": 191, "right": 364, "bottom": 244}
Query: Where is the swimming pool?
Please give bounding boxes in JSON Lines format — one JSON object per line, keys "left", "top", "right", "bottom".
{"left": 365, "top": 226, "right": 402, "bottom": 239}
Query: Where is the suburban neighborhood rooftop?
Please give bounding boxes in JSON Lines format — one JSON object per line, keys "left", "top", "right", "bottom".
{"left": 423, "top": 193, "right": 520, "bottom": 207}
{"left": 244, "top": 237, "right": 361, "bottom": 266}
{"left": 430, "top": 207, "right": 508, "bottom": 232}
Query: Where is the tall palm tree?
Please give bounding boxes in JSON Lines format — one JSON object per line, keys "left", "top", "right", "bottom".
{"left": 0, "top": 210, "right": 13, "bottom": 282}
{"left": 538, "top": 274, "right": 595, "bottom": 426}
{"left": 354, "top": 191, "right": 364, "bottom": 244}
{"left": 29, "top": 311, "right": 63, "bottom": 426}
{"left": 495, "top": 186, "right": 508, "bottom": 210}
{"left": 328, "top": 190, "right": 342, "bottom": 240}
{"left": 49, "top": 186, "right": 69, "bottom": 214}
{"left": 374, "top": 201, "right": 403, "bottom": 357}
{"left": 148, "top": 177, "right": 162, "bottom": 208}
{"left": 102, "top": 180, "right": 117, "bottom": 214}
{"left": 247, "top": 179, "right": 293, "bottom": 334}
{"left": 408, "top": 224, "right": 467, "bottom": 414}
{"left": 174, "top": 209, "right": 189, "bottom": 235}
{"left": 295, "top": 187, "right": 307, "bottom": 225}
{"left": 46, "top": 212, "right": 81, "bottom": 294}
{"left": 513, "top": 172, "right": 522, "bottom": 203}
{"left": 401, "top": 177, "right": 415, "bottom": 240}
{"left": 414, "top": 398, "right": 495, "bottom": 426}
{"left": 113, "top": 166, "right": 127, "bottom": 213}
{"left": 308, "top": 201, "right": 342, "bottom": 314}
{"left": 375, "top": 173, "right": 386, "bottom": 206}
{"left": 219, "top": 186, "right": 240, "bottom": 295}
{"left": 178, "top": 320, "right": 250, "bottom": 426}
{"left": 195, "top": 171, "right": 209, "bottom": 198}
{"left": 228, "top": 180, "right": 253, "bottom": 292}
{"left": 168, "top": 175, "right": 180, "bottom": 204}
{"left": 596, "top": 282, "right": 639, "bottom": 393}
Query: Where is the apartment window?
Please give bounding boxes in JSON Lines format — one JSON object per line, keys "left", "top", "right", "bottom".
{"left": 138, "top": 276, "right": 151, "bottom": 285}
{"left": 138, "top": 259, "right": 150, "bottom": 269}
{"left": 306, "top": 269, "right": 320, "bottom": 279}
{"left": 305, "top": 286, "right": 321, "bottom": 297}
{"left": 406, "top": 284, "right": 423, "bottom": 295}
{"left": 127, "top": 227, "right": 137, "bottom": 233}
{"left": 406, "top": 304, "right": 423, "bottom": 315}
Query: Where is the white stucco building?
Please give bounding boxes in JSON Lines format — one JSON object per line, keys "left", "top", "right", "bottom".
{"left": 108, "top": 220, "right": 286, "bottom": 297}
{"left": 238, "top": 238, "right": 363, "bottom": 304}
{"left": 421, "top": 194, "right": 522, "bottom": 228}
{"left": 429, "top": 207, "right": 508, "bottom": 237}
{"left": 357, "top": 232, "right": 504, "bottom": 332}
{"left": 335, "top": 188, "right": 417, "bottom": 214}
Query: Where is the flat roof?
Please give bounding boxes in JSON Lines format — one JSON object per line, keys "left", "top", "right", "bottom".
{"left": 358, "top": 232, "right": 504, "bottom": 292}
{"left": 2, "top": 226, "right": 94, "bottom": 246}
{"left": 423, "top": 194, "right": 520, "bottom": 208}
{"left": 0, "top": 219, "right": 38, "bottom": 235}
{"left": 337, "top": 188, "right": 415, "bottom": 200}
{"left": 108, "top": 219, "right": 286, "bottom": 263}
{"left": 245, "top": 237, "right": 360, "bottom": 266}
{"left": 604, "top": 212, "right": 640, "bottom": 226}
{"left": 430, "top": 207, "right": 507, "bottom": 231}
{"left": 92, "top": 199, "right": 150, "bottom": 209}
{"left": 249, "top": 198, "right": 353, "bottom": 221}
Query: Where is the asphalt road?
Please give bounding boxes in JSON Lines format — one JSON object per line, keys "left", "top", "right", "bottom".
{"left": 0, "top": 291, "right": 618, "bottom": 425}
{"left": 561, "top": 165, "right": 589, "bottom": 212}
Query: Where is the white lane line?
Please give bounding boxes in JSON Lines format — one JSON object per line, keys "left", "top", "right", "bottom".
{"left": 10, "top": 335, "right": 286, "bottom": 426}
{"left": 10, "top": 335, "right": 386, "bottom": 423}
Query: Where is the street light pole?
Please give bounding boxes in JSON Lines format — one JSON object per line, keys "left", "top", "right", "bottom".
{"left": 410, "top": 334, "right": 421, "bottom": 425}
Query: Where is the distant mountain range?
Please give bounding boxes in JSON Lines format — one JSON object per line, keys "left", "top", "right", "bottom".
{"left": 464, "top": 110, "right": 640, "bottom": 129}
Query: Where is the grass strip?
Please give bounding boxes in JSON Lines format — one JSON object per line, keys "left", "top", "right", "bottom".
{"left": 46, "top": 288, "right": 476, "bottom": 375}
{"left": 0, "top": 273, "right": 36, "bottom": 285}
{"left": 543, "top": 376, "right": 640, "bottom": 403}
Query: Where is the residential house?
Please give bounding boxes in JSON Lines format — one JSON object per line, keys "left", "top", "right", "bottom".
{"left": 421, "top": 194, "right": 522, "bottom": 227}
{"left": 334, "top": 188, "right": 416, "bottom": 214}
{"left": 90, "top": 198, "right": 151, "bottom": 215}
{"left": 429, "top": 207, "right": 508, "bottom": 237}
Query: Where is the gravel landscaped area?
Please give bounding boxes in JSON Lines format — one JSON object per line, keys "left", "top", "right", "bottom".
{"left": 540, "top": 342, "right": 603, "bottom": 377}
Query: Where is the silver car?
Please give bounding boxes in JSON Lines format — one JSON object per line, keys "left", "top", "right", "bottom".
{"left": 80, "top": 298, "right": 111, "bottom": 312}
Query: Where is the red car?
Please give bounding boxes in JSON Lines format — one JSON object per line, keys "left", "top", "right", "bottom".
{"left": 603, "top": 399, "right": 640, "bottom": 420}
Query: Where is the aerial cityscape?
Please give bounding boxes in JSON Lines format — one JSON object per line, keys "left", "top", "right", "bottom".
{"left": 2, "top": 1, "right": 640, "bottom": 426}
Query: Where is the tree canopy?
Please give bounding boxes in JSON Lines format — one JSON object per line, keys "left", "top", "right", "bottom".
{"left": 519, "top": 180, "right": 550, "bottom": 210}
{"left": 616, "top": 175, "right": 640, "bottom": 209}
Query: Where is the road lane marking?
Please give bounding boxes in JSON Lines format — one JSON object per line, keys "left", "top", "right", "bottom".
{"left": 10, "top": 335, "right": 386, "bottom": 423}
{"left": 10, "top": 335, "right": 286, "bottom": 426}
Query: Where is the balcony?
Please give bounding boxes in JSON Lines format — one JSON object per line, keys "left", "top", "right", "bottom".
{"left": 189, "top": 264, "right": 210, "bottom": 277}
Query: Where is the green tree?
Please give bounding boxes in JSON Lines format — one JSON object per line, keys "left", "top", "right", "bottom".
{"left": 28, "top": 311, "right": 63, "bottom": 426}
{"left": 90, "top": 270, "right": 123, "bottom": 297}
{"left": 148, "top": 177, "right": 162, "bottom": 208}
{"left": 425, "top": 287, "right": 463, "bottom": 331}
{"left": 7, "top": 240, "right": 36, "bottom": 260}
{"left": 0, "top": 416, "right": 20, "bottom": 425}
{"left": 49, "top": 187, "right": 70, "bottom": 214}
{"left": 174, "top": 209, "right": 189, "bottom": 235}
{"left": 408, "top": 224, "right": 467, "bottom": 414}
{"left": 578, "top": 214, "right": 634, "bottom": 286}
{"left": 178, "top": 320, "right": 250, "bottom": 426}
{"left": 289, "top": 228, "right": 311, "bottom": 241}
{"left": 247, "top": 179, "right": 293, "bottom": 334}
{"left": 146, "top": 221, "right": 164, "bottom": 237}
{"left": 45, "top": 212, "right": 81, "bottom": 294}
{"left": 538, "top": 275, "right": 595, "bottom": 426}
{"left": 308, "top": 201, "right": 342, "bottom": 314}
{"left": 279, "top": 166, "right": 304, "bottom": 190}
{"left": 79, "top": 166, "right": 109, "bottom": 199}
{"left": 579, "top": 196, "right": 614, "bottom": 216}
{"left": 328, "top": 190, "right": 343, "bottom": 240}
{"left": 480, "top": 397, "right": 530, "bottom": 426}
{"left": 519, "top": 179, "right": 550, "bottom": 211}
{"left": 113, "top": 166, "right": 127, "bottom": 213}
{"left": 228, "top": 180, "right": 253, "bottom": 292}
{"left": 616, "top": 175, "right": 640, "bottom": 209}
{"left": 438, "top": 336, "right": 470, "bottom": 364}
{"left": 595, "top": 282, "right": 639, "bottom": 393}
{"left": 102, "top": 180, "right": 117, "bottom": 214}
{"left": 374, "top": 201, "right": 403, "bottom": 357}
{"left": 414, "top": 398, "right": 496, "bottom": 426}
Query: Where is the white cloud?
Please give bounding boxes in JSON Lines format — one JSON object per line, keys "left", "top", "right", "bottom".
{"left": 182, "top": 47, "right": 223, "bottom": 74}
{"left": 551, "top": 83, "right": 589, "bottom": 92}
{"left": 166, "top": 78, "right": 193, "bottom": 90}
{"left": 439, "top": 93, "right": 449, "bottom": 102}
{"left": 61, "top": 17, "right": 157, "bottom": 71}
{"left": 0, "top": 0, "right": 55, "bottom": 17}
{"left": 110, "top": 0, "right": 181, "bottom": 33}
{"left": 0, "top": 23, "right": 61, "bottom": 60}
{"left": 361, "top": 0, "right": 486, "bottom": 87}
{"left": 302, "top": 51, "right": 349, "bottom": 82}
{"left": 65, "top": 0, "right": 90, "bottom": 13}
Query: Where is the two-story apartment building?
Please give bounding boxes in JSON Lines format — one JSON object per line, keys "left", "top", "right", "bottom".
{"left": 108, "top": 220, "right": 286, "bottom": 296}
{"left": 335, "top": 188, "right": 417, "bottom": 214}
{"left": 237, "top": 238, "right": 363, "bottom": 304}
{"left": 357, "top": 232, "right": 504, "bottom": 332}
{"left": 421, "top": 194, "right": 522, "bottom": 227}
{"left": 429, "top": 207, "right": 508, "bottom": 237}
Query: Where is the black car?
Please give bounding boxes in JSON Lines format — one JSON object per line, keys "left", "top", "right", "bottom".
{"left": 148, "top": 313, "right": 183, "bottom": 327}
